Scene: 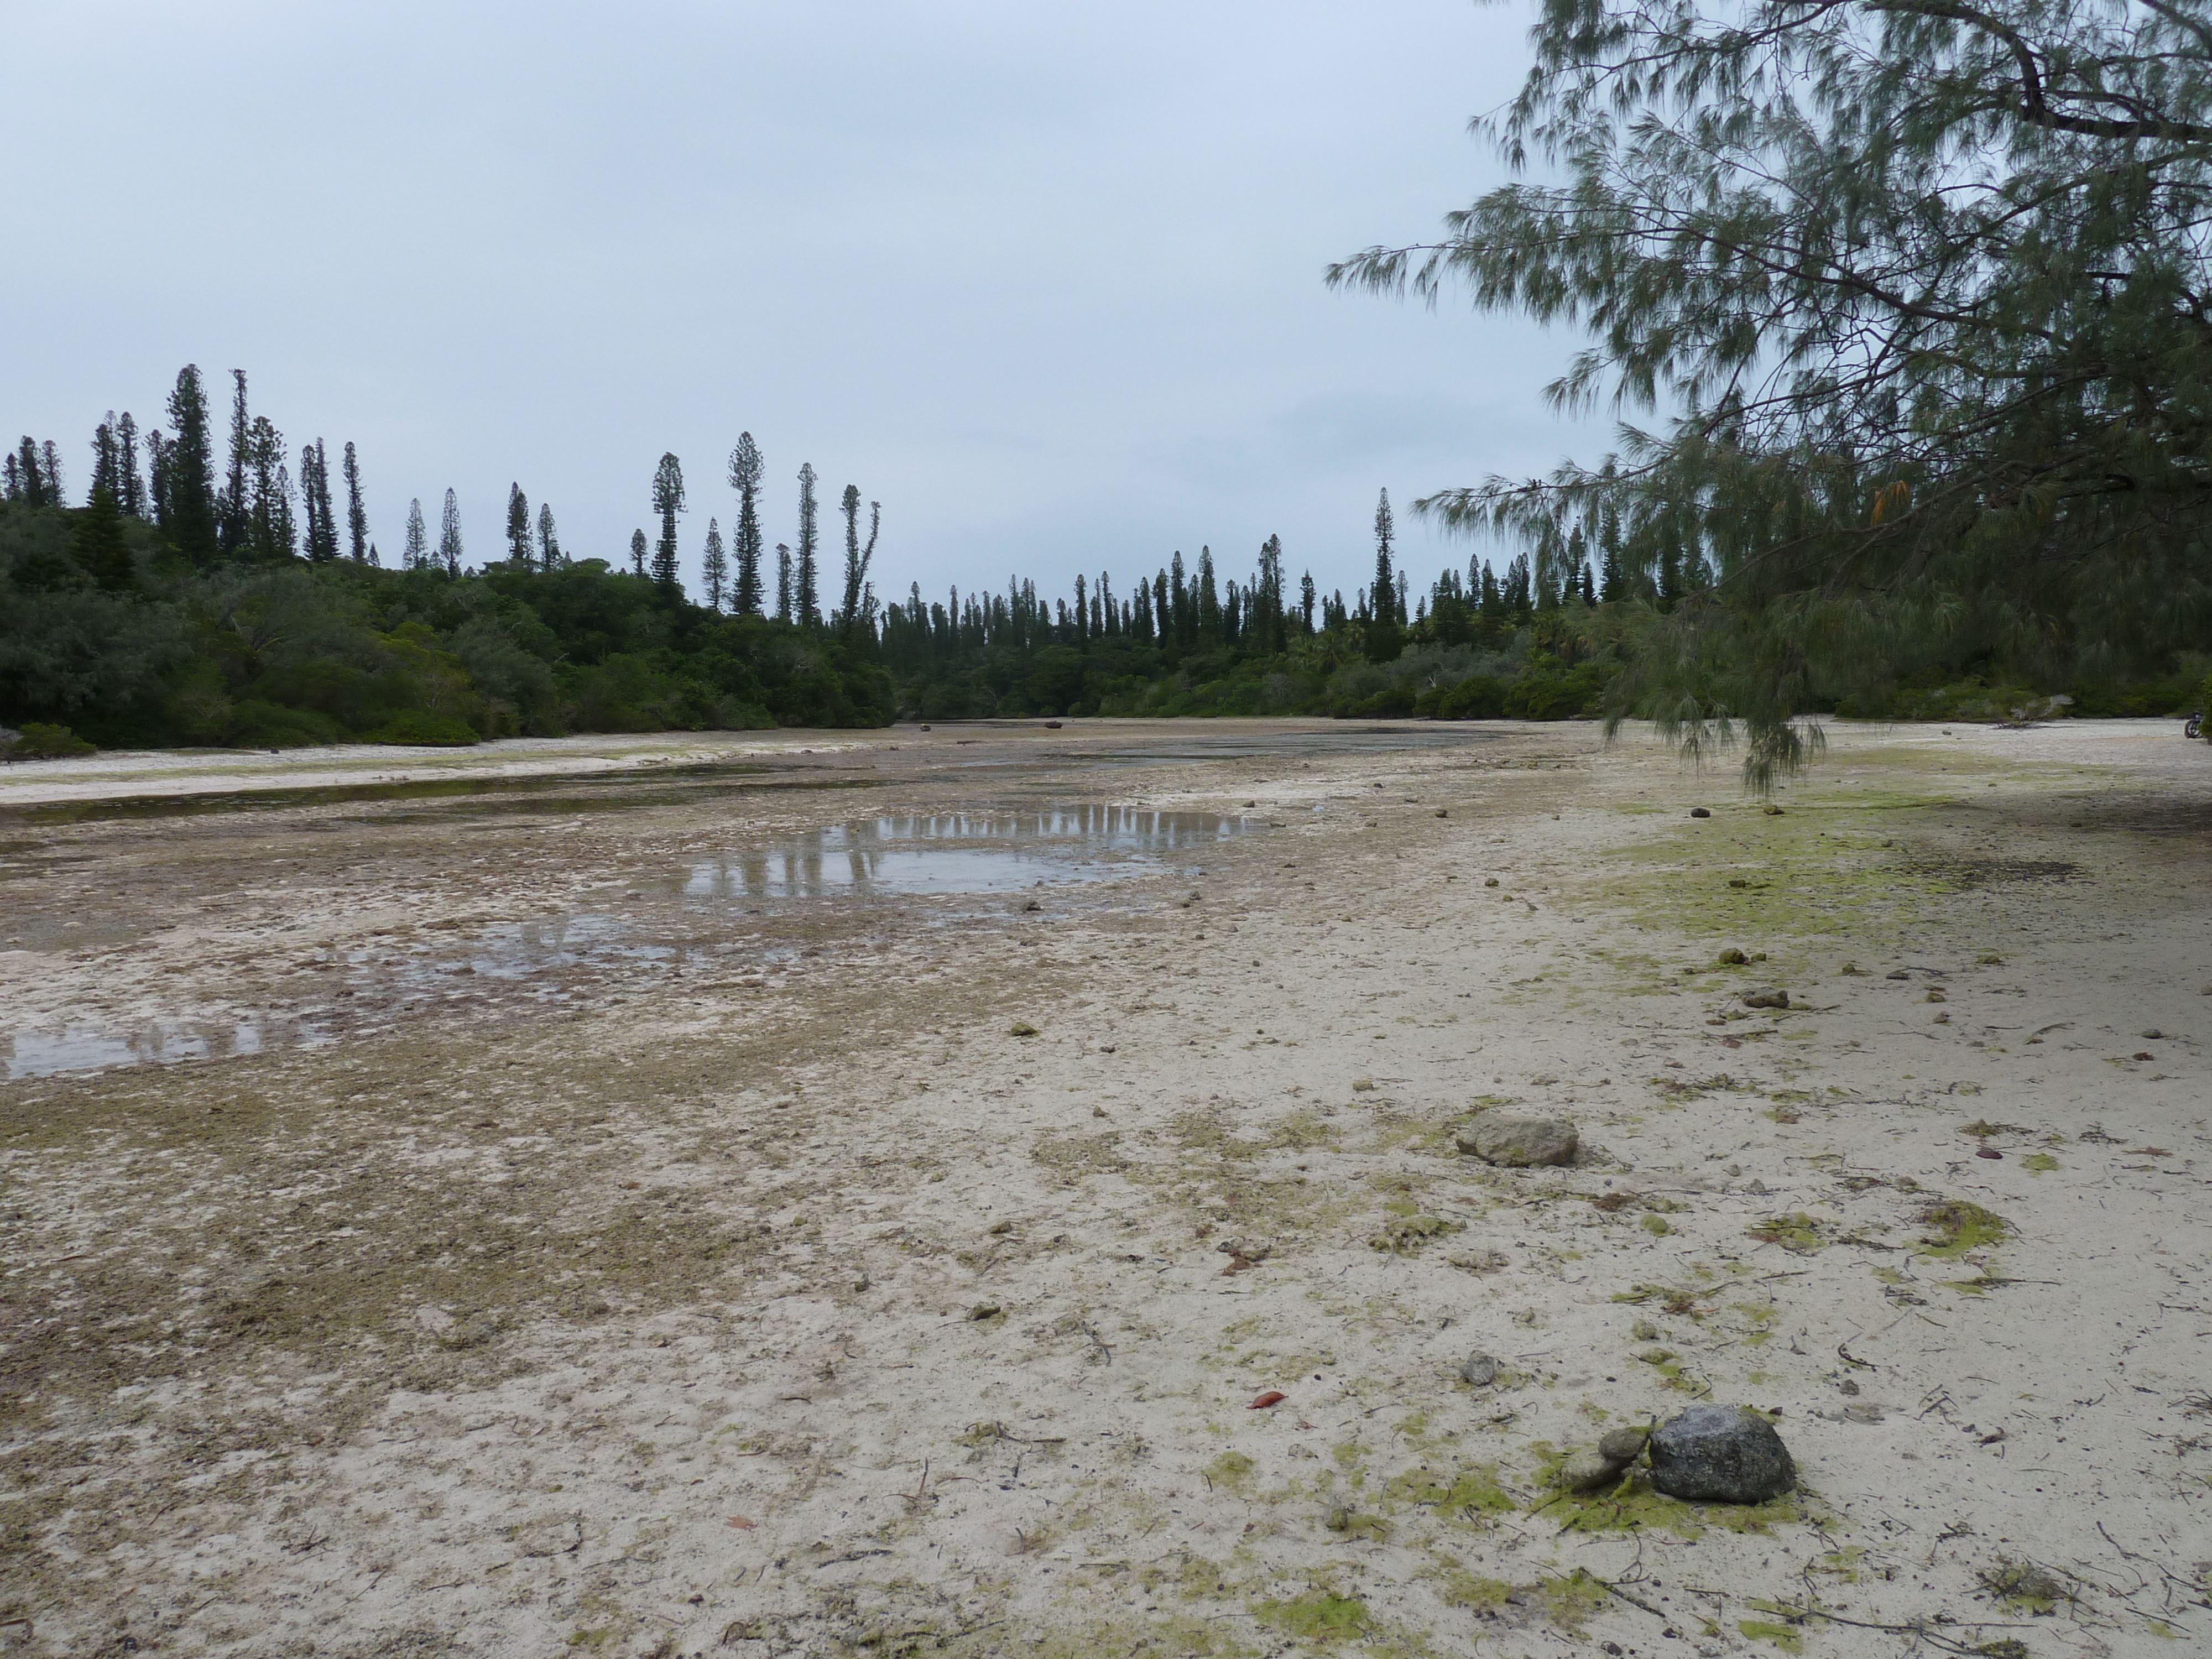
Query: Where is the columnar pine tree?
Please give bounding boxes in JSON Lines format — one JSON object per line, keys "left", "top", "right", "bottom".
{"left": 794, "top": 462, "right": 819, "bottom": 625}
{"left": 630, "top": 529, "right": 648, "bottom": 576}
{"left": 244, "top": 416, "right": 287, "bottom": 560}
{"left": 536, "top": 503, "right": 560, "bottom": 567}
{"left": 1366, "top": 488, "right": 1401, "bottom": 662}
{"left": 505, "top": 483, "right": 532, "bottom": 568}
{"left": 39, "top": 441, "right": 64, "bottom": 507}
{"left": 219, "top": 370, "right": 250, "bottom": 556}
{"left": 304, "top": 440, "right": 340, "bottom": 561}
{"left": 1300, "top": 571, "right": 1317, "bottom": 633}
{"left": 727, "top": 433, "right": 764, "bottom": 615}
{"left": 701, "top": 518, "right": 728, "bottom": 611}
{"left": 439, "top": 488, "right": 462, "bottom": 573}
{"left": 162, "top": 367, "right": 218, "bottom": 565}
{"left": 115, "top": 413, "right": 144, "bottom": 517}
{"left": 650, "top": 453, "right": 685, "bottom": 591}
{"left": 143, "top": 428, "right": 168, "bottom": 524}
{"left": 776, "top": 543, "right": 793, "bottom": 621}
{"left": 270, "top": 461, "right": 299, "bottom": 558}
{"left": 342, "top": 441, "right": 369, "bottom": 559}
{"left": 72, "top": 483, "right": 134, "bottom": 591}
{"left": 404, "top": 498, "right": 428, "bottom": 568}
{"left": 90, "top": 418, "right": 120, "bottom": 505}
{"left": 834, "top": 484, "right": 879, "bottom": 636}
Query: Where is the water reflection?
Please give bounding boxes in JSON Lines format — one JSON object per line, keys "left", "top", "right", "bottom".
{"left": 684, "top": 807, "right": 1249, "bottom": 899}
{"left": 6, "top": 1016, "right": 324, "bottom": 1079}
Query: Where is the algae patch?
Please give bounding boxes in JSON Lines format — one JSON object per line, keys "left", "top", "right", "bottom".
{"left": 1251, "top": 1589, "right": 1370, "bottom": 1642}
{"left": 1747, "top": 1213, "right": 1825, "bottom": 1253}
{"left": 1915, "top": 1199, "right": 2008, "bottom": 1259}
{"left": 1737, "top": 1616, "right": 1806, "bottom": 1652}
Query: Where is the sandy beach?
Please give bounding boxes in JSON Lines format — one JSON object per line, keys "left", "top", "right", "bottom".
{"left": 2, "top": 717, "right": 2206, "bottom": 1658}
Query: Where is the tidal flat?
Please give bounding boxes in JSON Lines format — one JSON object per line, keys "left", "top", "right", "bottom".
{"left": 2, "top": 717, "right": 2206, "bottom": 1657}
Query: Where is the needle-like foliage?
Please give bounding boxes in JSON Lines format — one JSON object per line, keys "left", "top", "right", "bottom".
{"left": 1332, "top": 0, "right": 2212, "bottom": 782}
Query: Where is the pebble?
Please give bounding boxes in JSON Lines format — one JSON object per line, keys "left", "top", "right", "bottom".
{"left": 1556, "top": 1449, "right": 1623, "bottom": 1493}
{"left": 1597, "top": 1426, "right": 1651, "bottom": 1463}
{"left": 1648, "top": 1404, "right": 1797, "bottom": 1504}
{"left": 1457, "top": 1113, "right": 1578, "bottom": 1167}
{"left": 1690, "top": 807, "right": 1711, "bottom": 818}
{"left": 1460, "top": 1351, "right": 1498, "bottom": 1387}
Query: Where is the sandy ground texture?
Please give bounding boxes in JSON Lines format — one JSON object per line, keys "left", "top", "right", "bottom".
{"left": 2, "top": 716, "right": 2208, "bottom": 1659}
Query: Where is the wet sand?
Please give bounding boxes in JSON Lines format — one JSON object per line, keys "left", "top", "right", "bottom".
{"left": 2, "top": 717, "right": 2206, "bottom": 1657}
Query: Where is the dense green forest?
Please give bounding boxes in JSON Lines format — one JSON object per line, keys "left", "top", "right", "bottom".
{"left": 3, "top": 358, "right": 2203, "bottom": 757}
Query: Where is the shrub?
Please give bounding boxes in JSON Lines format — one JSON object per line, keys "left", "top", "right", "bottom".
{"left": 225, "top": 700, "right": 347, "bottom": 749}
{"left": 1417, "top": 674, "right": 1510, "bottom": 719}
{"left": 8, "top": 721, "right": 96, "bottom": 758}
{"left": 365, "top": 709, "right": 480, "bottom": 746}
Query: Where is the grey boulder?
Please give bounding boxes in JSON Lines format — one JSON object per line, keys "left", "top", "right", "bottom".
{"left": 1648, "top": 1405, "right": 1796, "bottom": 1504}
{"left": 1457, "top": 1113, "right": 1578, "bottom": 1167}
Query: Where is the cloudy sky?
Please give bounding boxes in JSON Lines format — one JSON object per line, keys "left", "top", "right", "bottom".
{"left": 3, "top": 0, "right": 1605, "bottom": 606}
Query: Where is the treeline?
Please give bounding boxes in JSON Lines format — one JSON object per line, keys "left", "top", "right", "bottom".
{"left": 1, "top": 366, "right": 893, "bottom": 749}
{"left": 6, "top": 364, "right": 2199, "bottom": 753}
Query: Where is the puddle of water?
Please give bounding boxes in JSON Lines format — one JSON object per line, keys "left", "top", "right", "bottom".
{"left": 4, "top": 806, "right": 1255, "bottom": 1076}
{"left": 6, "top": 1016, "right": 326, "bottom": 1079}
{"left": 677, "top": 807, "right": 1251, "bottom": 899}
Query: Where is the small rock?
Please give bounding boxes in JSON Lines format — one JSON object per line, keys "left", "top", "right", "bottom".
{"left": 1741, "top": 988, "right": 1790, "bottom": 1009}
{"left": 1690, "top": 807, "right": 1711, "bottom": 818}
{"left": 1433, "top": 808, "right": 1448, "bottom": 818}
{"left": 968, "top": 1303, "right": 1003, "bottom": 1321}
{"left": 1351, "top": 1078, "right": 1376, "bottom": 1093}
{"left": 1631, "top": 1319, "right": 1660, "bottom": 1342}
{"left": 1484, "top": 877, "right": 1500, "bottom": 887}
{"left": 1716, "top": 947, "right": 1748, "bottom": 965}
{"left": 1460, "top": 1351, "right": 1498, "bottom": 1387}
{"left": 1762, "top": 803, "right": 1783, "bottom": 815}
{"left": 1009, "top": 1021, "right": 1039, "bottom": 1037}
{"left": 1457, "top": 1113, "right": 1578, "bottom": 1168}
{"left": 1554, "top": 1449, "right": 1623, "bottom": 1493}
{"left": 988, "top": 1219, "right": 1014, "bottom": 1235}
{"left": 2139, "top": 1028, "right": 2163, "bottom": 1040}
{"left": 1647, "top": 1405, "right": 1796, "bottom": 1504}
{"left": 1597, "top": 1426, "right": 1651, "bottom": 1464}
{"left": 1022, "top": 900, "right": 1042, "bottom": 911}
{"left": 1745, "top": 1177, "right": 1769, "bottom": 1195}
{"left": 1216, "top": 1237, "right": 1272, "bottom": 1261}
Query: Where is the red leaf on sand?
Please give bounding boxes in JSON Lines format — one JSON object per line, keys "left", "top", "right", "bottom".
{"left": 1249, "top": 1391, "right": 1286, "bottom": 1410}
{"left": 726, "top": 1516, "right": 757, "bottom": 1530}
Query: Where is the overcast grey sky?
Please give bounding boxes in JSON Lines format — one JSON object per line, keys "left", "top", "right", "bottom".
{"left": 3, "top": 0, "right": 1602, "bottom": 606}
